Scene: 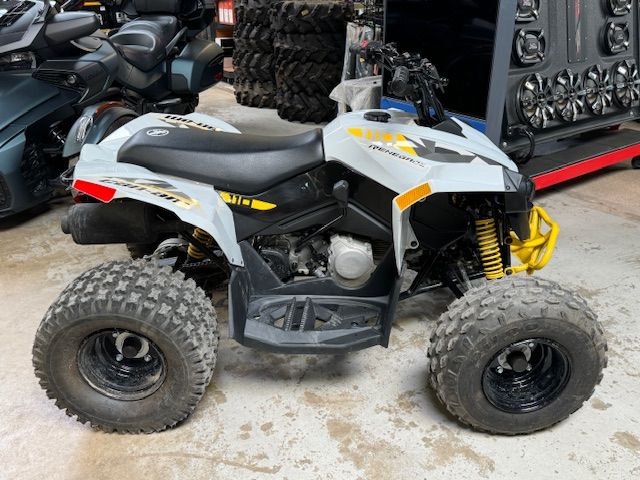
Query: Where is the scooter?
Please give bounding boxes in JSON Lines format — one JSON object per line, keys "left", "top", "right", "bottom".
{"left": 33, "top": 43, "right": 607, "bottom": 435}
{"left": 0, "top": 0, "right": 223, "bottom": 218}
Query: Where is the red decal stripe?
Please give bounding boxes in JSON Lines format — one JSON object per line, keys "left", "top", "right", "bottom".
{"left": 72, "top": 179, "right": 117, "bottom": 203}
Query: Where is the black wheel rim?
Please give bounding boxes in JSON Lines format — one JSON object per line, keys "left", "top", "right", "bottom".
{"left": 77, "top": 329, "right": 167, "bottom": 401}
{"left": 482, "top": 338, "right": 571, "bottom": 413}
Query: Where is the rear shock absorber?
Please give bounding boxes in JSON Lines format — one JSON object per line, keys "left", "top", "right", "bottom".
{"left": 475, "top": 218, "right": 505, "bottom": 280}
{"left": 187, "top": 228, "right": 215, "bottom": 261}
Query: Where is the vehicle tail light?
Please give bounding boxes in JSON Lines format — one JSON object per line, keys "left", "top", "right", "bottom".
{"left": 72, "top": 179, "right": 117, "bottom": 203}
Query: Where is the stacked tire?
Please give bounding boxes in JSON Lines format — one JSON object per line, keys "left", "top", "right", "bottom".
{"left": 233, "top": 0, "right": 276, "bottom": 108}
{"left": 272, "top": 1, "right": 351, "bottom": 123}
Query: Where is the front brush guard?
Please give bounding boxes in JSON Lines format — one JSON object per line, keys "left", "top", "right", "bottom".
{"left": 507, "top": 206, "right": 560, "bottom": 275}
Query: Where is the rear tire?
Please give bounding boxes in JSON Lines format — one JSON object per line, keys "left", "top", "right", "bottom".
{"left": 234, "top": 79, "right": 277, "bottom": 108}
{"left": 276, "top": 60, "right": 342, "bottom": 96}
{"left": 632, "top": 156, "right": 640, "bottom": 169}
{"left": 427, "top": 277, "right": 607, "bottom": 435}
{"left": 276, "top": 90, "right": 337, "bottom": 123}
{"left": 234, "top": 24, "right": 274, "bottom": 52}
{"left": 233, "top": 51, "right": 275, "bottom": 82}
{"left": 271, "top": 1, "right": 353, "bottom": 34}
{"left": 33, "top": 260, "right": 219, "bottom": 433}
{"left": 274, "top": 32, "right": 346, "bottom": 55}
{"left": 242, "top": 0, "right": 274, "bottom": 26}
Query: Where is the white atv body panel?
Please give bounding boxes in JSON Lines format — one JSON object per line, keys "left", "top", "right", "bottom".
{"left": 76, "top": 113, "right": 246, "bottom": 266}
{"left": 324, "top": 110, "right": 517, "bottom": 270}
{"left": 74, "top": 110, "right": 518, "bottom": 272}
{"left": 324, "top": 110, "right": 516, "bottom": 194}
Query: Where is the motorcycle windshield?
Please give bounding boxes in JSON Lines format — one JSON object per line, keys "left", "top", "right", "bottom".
{"left": 0, "top": 1, "right": 46, "bottom": 51}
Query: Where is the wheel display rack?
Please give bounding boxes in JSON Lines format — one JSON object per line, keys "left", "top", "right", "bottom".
{"left": 384, "top": 0, "right": 640, "bottom": 188}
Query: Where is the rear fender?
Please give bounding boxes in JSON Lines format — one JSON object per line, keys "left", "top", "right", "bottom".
{"left": 73, "top": 147, "right": 244, "bottom": 266}
{"left": 63, "top": 103, "right": 138, "bottom": 158}
{"left": 93, "top": 112, "right": 242, "bottom": 153}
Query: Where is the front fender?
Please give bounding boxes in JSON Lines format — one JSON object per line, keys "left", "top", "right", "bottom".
{"left": 390, "top": 164, "right": 519, "bottom": 273}
{"left": 63, "top": 104, "right": 138, "bottom": 158}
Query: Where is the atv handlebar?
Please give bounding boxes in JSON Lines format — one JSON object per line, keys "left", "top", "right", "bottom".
{"left": 363, "top": 42, "right": 448, "bottom": 126}
{"left": 389, "top": 66, "right": 411, "bottom": 98}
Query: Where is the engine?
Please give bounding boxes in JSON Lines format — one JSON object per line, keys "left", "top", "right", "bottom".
{"left": 327, "top": 235, "right": 375, "bottom": 287}
{"left": 257, "top": 234, "right": 376, "bottom": 288}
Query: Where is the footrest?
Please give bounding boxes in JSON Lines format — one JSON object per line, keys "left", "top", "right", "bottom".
{"left": 244, "top": 319, "right": 382, "bottom": 353}
{"left": 242, "top": 295, "right": 385, "bottom": 353}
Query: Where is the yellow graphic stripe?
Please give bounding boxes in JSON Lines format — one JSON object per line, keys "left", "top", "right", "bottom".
{"left": 348, "top": 128, "right": 418, "bottom": 156}
{"left": 219, "top": 191, "right": 276, "bottom": 211}
{"left": 394, "top": 134, "right": 417, "bottom": 156}
{"left": 251, "top": 199, "right": 277, "bottom": 211}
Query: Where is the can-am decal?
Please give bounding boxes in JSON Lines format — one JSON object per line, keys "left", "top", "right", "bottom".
{"left": 159, "top": 114, "right": 223, "bottom": 132}
{"left": 101, "top": 178, "right": 199, "bottom": 209}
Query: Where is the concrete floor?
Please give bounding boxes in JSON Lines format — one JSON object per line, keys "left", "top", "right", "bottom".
{"left": 1, "top": 83, "right": 639, "bottom": 480}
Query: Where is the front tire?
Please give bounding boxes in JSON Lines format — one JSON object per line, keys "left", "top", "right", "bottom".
{"left": 33, "top": 260, "right": 219, "bottom": 433}
{"left": 427, "top": 277, "right": 607, "bottom": 435}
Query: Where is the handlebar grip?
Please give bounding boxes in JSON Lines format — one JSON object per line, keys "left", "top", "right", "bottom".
{"left": 389, "top": 66, "right": 411, "bottom": 97}
{"left": 362, "top": 41, "right": 383, "bottom": 63}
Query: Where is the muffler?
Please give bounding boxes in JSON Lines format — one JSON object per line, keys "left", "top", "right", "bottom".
{"left": 62, "top": 202, "right": 185, "bottom": 245}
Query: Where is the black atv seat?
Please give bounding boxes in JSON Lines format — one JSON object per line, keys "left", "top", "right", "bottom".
{"left": 110, "top": 15, "right": 178, "bottom": 71}
{"left": 118, "top": 127, "right": 325, "bottom": 194}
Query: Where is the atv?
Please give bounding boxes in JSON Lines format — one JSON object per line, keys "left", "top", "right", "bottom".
{"left": 33, "top": 43, "right": 607, "bottom": 435}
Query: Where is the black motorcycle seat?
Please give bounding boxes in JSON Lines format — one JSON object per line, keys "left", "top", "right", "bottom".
{"left": 111, "top": 15, "right": 178, "bottom": 71}
{"left": 118, "top": 127, "right": 325, "bottom": 194}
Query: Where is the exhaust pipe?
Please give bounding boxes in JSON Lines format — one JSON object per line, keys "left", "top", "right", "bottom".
{"left": 62, "top": 202, "right": 185, "bottom": 245}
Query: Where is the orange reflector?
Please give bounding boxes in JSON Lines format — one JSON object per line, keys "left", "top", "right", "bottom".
{"left": 395, "top": 183, "right": 432, "bottom": 211}
{"left": 72, "top": 179, "right": 117, "bottom": 203}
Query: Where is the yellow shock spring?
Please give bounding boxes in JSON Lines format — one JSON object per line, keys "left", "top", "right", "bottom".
{"left": 187, "top": 228, "right": 214, "bottom": 260}
{"left": 475, "top": 218, "right": 505, "bottom": 280}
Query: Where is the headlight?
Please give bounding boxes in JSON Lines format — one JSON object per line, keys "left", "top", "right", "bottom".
{"left": 0, "top": 51, "right": 36, "bottom": 71}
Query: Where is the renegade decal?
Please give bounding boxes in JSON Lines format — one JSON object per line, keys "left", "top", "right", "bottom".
{"left": 367, "top": 144, "right": 425, "bottom": 167}
{"left": 159, "top": 115, "right": 224, "bottom": 132}
{"left": 101, "top": 178, "right": 199, "bottom": 209}
{"left": 347, "top": 127, "right": 499, "bottom": 165}
{"left": 218, "top": 191, "right": 277, "bottom": 211}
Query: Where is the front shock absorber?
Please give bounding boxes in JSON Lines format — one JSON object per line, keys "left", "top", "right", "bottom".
{"left": 187, "top": 228, "right": 215, "bottom": 261}
{"left": 475, "top": 218, "right": 505, "bottom": 280}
